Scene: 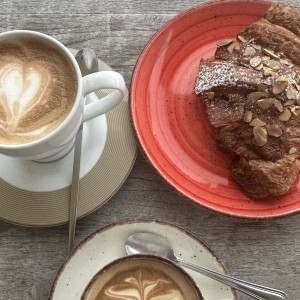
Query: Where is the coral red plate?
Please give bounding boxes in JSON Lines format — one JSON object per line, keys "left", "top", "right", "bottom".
{"left": 131, "top": 0, "right": 300, "bottom": 218}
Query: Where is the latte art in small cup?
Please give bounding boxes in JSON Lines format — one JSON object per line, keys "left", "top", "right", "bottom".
{"left": 81, "top": 255, "right": 203, "bottom": 300}
{"left": 0, "top": 37, "right": 77, "bottom": 144}
{"left": 99, "top": 267, "right": 184, "bottom": 300}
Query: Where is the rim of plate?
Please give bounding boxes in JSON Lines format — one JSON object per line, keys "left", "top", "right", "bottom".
{"left": 49, "top": 218, "right": 237, "bottom": 299}
{"left": 129, "top": 0, "right": 300, "bottom": 220}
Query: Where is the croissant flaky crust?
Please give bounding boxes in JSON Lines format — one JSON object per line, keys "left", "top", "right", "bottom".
{"left": 195, "top": 3, "right": 300, "bottom": 198}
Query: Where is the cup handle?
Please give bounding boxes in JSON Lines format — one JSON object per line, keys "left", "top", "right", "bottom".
{"left": 82, "top": 71, "right": 126, "bottom": 122}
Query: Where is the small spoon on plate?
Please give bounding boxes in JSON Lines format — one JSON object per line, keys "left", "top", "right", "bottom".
{"left": 125, "top": 232, "right": 288, "bottom": 300}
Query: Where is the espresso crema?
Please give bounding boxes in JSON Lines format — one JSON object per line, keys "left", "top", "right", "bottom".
{"left": 95, "top": 267, "right": 184, "bottom": 300}
{"left": 0, "top": 37, "right": 77, "bottom": 144}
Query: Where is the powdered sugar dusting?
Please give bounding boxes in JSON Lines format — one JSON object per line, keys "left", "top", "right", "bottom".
{"left": 195, "top": 61, "right": 266, "bottom": 94}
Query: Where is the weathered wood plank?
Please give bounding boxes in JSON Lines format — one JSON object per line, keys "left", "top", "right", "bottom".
{"left": 0, "top": 0, "right": 299, "bottom": 299}
{"left": 1, "top": 0, "right": 299, "bottom": 14}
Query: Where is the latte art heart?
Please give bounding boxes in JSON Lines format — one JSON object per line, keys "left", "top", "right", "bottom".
{"left": 0, "top": 63, "right": 50, "bottom": 127}
{"left": 0, "top": 37, "right": 77, "bottom": 144}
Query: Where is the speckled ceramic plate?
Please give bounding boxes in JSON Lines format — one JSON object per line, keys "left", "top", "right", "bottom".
{"left": 131, "top": 0, "right": 300, "bottom": 218}
{"left": 49, "top": 220, "right": 236, "bottom": 300}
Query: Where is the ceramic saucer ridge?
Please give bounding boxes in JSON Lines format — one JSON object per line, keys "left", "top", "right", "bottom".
{"left": 49, "top": 220, "right": 236, "bottom": 300}
{"left": 131, "top": 0, "right": 300, "bottom": 218}
{"left": 0, "top": 53, "right": 137, "bottom": 227}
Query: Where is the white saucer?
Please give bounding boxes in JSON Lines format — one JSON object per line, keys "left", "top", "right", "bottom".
{"left": 0, "top": 114, "right": 107, "bottom": 192}
{"left": 49, "top": 220, "right": 236, "bottom": 300}
{"left": 0, "top": 55, "right": 137, "bottom": 227}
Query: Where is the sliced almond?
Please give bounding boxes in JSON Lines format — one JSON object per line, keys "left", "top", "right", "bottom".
{"left": 246, "top": 91, "right": 268, "bottom": 103}
{"left": 263, "top": 67, "right": 274, "bottom": 76}
{"left": 217, "top": 39, "right": 233, "bottom": 47}
{"left": 273, "top": 99, "right": 284, "bottom": 112}
{"left": 262, "top": 48, "right": 280, "bottom": 59}
{"left": 250, "top": 57, "right": 262, "bottom": 68}
{"left": 273, "top": 81, "right": 288, "bottom": 94}
{"left": 275, "top": 75, "right": 289, "bottom": 82}
{"left": 244, "top": 111, "right": 253, "bottom": 123}
{"left": 244, "top": 46, "right": 256, "bottom": 56}
{"left": 237, "top": 35, "right": 247, "bottom": 43}
{"left": 262, "top": 56, "right": 271, "bottom": 64}
{"left": 290, "top": 105, "right": 299, "bottom": 116}
{"left": 234, "top": 42, "right": 241, "bottom": 51}
{"left": 289, "top": 147, "right": 298, "bottom": 154}
{"left": 227, "top": 41, "right": 239, "bottom": 53}
{"left": 257, "top": 98, "right": 273, "bottom": 110}
{"left": 253, "top": 126, "right": 268, "bottom": 146}
{"left": 266, "top": 124, "right": 283, "bottom": 137}
{"left": 255, "top": 64, "right": 264, "bottom": 71}
{"left": 250, "top": 118, "right": 266, "bottom": 127}
{"left": 266, "top": 59, "right": 281, "bottom": 69}
{"left": 287, "top": 87, "right": 297, "bottom": 100}
{"left": 207, "top": 92, "right": 215, "bottom": 100}
{"left": 278, "top": 108, "right": 292, "bottom": 122}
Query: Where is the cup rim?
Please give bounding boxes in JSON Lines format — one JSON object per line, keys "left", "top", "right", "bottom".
{"left": 0, "top": 30, "right": 82, "bottom": 150}
{"left": 81, "top": 254, "right": 203, "bottom": 300}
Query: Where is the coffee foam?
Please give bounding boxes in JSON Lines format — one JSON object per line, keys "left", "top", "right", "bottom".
{"left": 96, "top": 267, "right": 184, "bottom": 300}
{"left": 0, "top": 37, "right": 77, "bottom": 144}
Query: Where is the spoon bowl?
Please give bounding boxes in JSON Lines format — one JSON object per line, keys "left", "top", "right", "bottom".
{"left": 125, "top": 232, "right": 288, "bottom": 300}
{"left": 75, "top": 48, "right": 99, "bottom": 77}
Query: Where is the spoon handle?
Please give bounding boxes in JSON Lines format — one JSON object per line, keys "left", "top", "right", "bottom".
{"left": 68, "top": 123, "right": 83, "bottom": 254}
{"left": 177, "top": 259, "right": 288, "bottom": 300}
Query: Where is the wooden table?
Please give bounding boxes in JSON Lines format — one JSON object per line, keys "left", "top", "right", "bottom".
{"left": 0, "top": 0, "right": 299, "bottom": 299}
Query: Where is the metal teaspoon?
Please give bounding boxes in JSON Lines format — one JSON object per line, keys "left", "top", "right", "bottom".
{"left": 125, "top": 232, "right": 288, "bottom": 300}
{"left": 68, "top": 48, "right": 99, "bottom": 254}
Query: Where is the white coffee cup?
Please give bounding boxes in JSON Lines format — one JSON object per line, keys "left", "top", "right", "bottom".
{"left": 0, "top": 30, "right": 126, "bottom": 162}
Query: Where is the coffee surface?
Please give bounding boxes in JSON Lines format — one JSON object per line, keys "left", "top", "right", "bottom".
{"left": 0, "top": 37, "right": 77, "bottom": 144}
{"left": 95, "top": 266, "right": 184, "bottom": 300}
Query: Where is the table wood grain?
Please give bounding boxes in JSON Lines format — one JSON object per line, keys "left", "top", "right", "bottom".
{"left": 0, "top": 0, "right": 299, "bottom": 299}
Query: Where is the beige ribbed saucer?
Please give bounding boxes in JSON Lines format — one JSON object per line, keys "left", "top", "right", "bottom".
{"left": 0, "top": 52, "right": 137, "bottom": 227}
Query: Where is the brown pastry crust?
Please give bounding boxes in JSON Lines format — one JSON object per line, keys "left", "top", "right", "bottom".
{"left": 265, "top": 3, "right": 300, "bottom": 36}
{"left": 241, "top": 19, "right": 300, "bottom": 65}
{"left": 195, "top": 3, "right": 300, "bottom": 198}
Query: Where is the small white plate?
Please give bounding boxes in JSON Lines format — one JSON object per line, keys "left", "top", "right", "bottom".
{"left": 49, "top": 220, "right": 236, "bottom": 300}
